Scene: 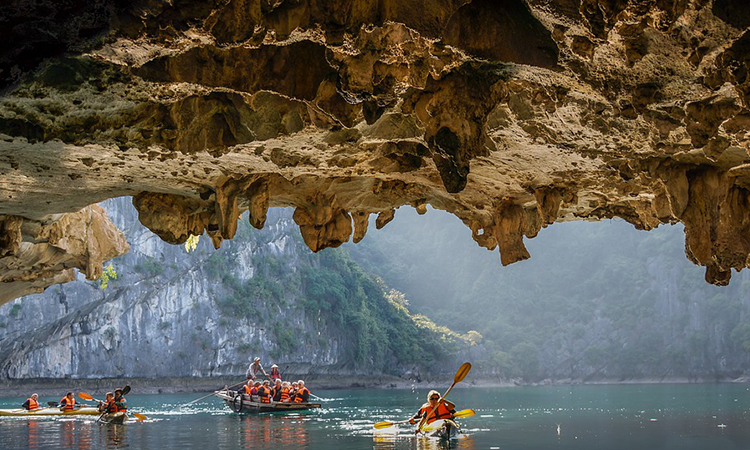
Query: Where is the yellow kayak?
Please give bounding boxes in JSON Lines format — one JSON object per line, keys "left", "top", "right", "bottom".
{"left": 0, "top": 407, "right": 101, "bottom": 417}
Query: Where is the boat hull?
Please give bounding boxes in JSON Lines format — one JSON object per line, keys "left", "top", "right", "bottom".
{"left": 422, "top": 419, "right": 460, "bottom": 440}
{"left": 99, "top": 411, "right": 128, "bottom": 424}
{"left": 0, "top": 407, "right": 101, "bottom": 417}
{"left": 214, "top": 390, "right": 321, "bottom": 413}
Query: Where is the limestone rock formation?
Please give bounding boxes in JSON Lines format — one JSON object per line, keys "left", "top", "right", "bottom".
{"left": 2, "top": 0, "right": 750, "bottom": 302}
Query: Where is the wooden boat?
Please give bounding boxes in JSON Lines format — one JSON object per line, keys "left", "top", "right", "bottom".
{"left": 98, "top": 411, "right": 128, "bottom": 424}
{"left": 421, "top": 419, "right": 460, "bottom": 440}
{"left": 214, "top": 389, "right": 321, "bottom": 413}
{"left": 0, "top": 407, "right": 101, "bottom": 417}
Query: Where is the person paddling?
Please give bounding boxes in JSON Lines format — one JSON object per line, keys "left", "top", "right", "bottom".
{"left": 59, "top": 392, "right": 76, "bottom": 411}
{"left": 113, "top": 388, "right": 128, "bottom": 412}
{"left": 409, "top": 390, "right": 456, "bottom": 426}
{"left": 22, "top": 393, "right": 40, "bottom": 410}
{"left": 98, "top": 392, "right": 116, "bottom": 413}
{"left": 245, "top": 357, "right": 268, "bottom": 381}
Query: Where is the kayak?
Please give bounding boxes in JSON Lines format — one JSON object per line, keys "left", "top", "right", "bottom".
{"left": 98, "top": 411, "right": 128, "bottom": 424}
{"left": 214, "top": 389, "right": 321, "bottom": 413}
{"left": 421, "top": 419, "right": 460, "bottom": 440}
{"left": 0, "top": 407, "right": 101, "bottom": 417}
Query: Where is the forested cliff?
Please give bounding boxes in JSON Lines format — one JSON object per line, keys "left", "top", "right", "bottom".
{"left": 3, "top": 200, "right": 750, "bottom": 384}
{"left": 0, "top": 198, "right": 475, "bottom": 381}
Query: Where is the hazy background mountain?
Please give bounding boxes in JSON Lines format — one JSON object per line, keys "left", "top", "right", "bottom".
{"left": 347, "top": 207, "right": 750, "bottom": 382}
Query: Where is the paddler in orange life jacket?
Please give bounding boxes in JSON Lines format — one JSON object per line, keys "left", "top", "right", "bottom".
{"left": 113, "top": 388, "right": 127, "bottom": 411}
{"left": 22, "top": 393, "right": 40, "bottom": 410}
{"left": 98, "top": 392, "right": 116, "bottom": 413}
{"left": 409, "top": 390, "right": 456, "bottom": 426}
{"left": 257, "top": 380, "right": 272, "bottom": 403}
{"left": 59, "top": 392, "right": 76, "bottom": 411}
{"left": 293, "top": 380, "right": 310, "bottom": 403}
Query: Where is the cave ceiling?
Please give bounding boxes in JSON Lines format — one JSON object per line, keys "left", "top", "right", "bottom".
{"left": 1, "top": 0, "right": 750, "bottom": 304}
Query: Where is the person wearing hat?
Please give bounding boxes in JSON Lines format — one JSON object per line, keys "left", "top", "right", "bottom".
{"left": 22, "top": 393, "right": 40, "bottom": 410}
{"left": 408, "top": 390, "right": 456, "bottom": 426}
{"left": 245, "top": 357, "right": 268, "bottom": 380}
{"left": 269, "top": 364, "right": 282, "bottom": 382}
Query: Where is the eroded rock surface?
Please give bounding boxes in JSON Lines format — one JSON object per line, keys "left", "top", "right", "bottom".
{"left": 2, "top": 0, "right": 750, "bottom": 302}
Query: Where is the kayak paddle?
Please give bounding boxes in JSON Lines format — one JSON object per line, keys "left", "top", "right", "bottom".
{"left": 78, "top": 392, "right": 103, "bottom": 403}
{"left": 374, "top": 409, "right": 475, "bottom": 429}
{"left": 416, "top": 362, "right": 471, "bottom": 434}
{"left": 132, "top": 412, "right": 147, "bottom": 421}
{"left": 181, "top": 380, "right": 246, "bottom": 408}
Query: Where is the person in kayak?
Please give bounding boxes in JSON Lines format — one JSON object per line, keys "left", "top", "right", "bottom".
{"left": 293, "top": 380, "right": 310, "bottom": 403}
{"left": 22, "top": 393, "right": 40, "bottom": 410}
{"left": 113, "top": 388, "right": 128, "bottom": 411}
{"left": 269, "top": 364, "right": 282, "bottom": 381}
{"left": 409, "top": 390, "right": 456, "bottom": 426}
{"left": 59, "top": 392, "right": 76, "bottom": 411}
{"left": 245, "top": 357, "right": 268, "bottom": 380}
{"left": 98, "top": 392, "right": 116, "bottom": 413}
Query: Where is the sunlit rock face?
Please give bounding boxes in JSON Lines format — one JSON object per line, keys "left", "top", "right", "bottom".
{"left": 1, "top": 0, "right": 750, "bottom": 303}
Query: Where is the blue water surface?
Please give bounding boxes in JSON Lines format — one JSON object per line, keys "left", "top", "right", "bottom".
{"left": 1, "top": 384, "right": 750, "bottom": 449}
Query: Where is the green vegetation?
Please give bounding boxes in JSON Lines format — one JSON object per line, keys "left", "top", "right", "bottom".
{"left": 298, "top": 248, "right": 467, "bottom": 370}
{"left": 134, "top": 257, "right": 164, "bottom": 276}
{"left": 8, "top": 304, "right": 21, "bottom": 318}
{"left": 202, "top": 215, "right": 470, "bottom": 371}
{"left": 99, "top": 263, "right": 118, "bottom": 290}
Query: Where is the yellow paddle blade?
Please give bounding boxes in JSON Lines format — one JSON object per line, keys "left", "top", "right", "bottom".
{"left": 133, "top": 412, "right": 147, "bottom": 421}
{"left": 454, "top": 409, "right": 475, "bottom": 419}
{"left": 78, "top": 392, "right": 93, "bottom": 401}
{"left": 373, "top": 421, "right": 395, "bottom": 429}
{"left": 454, "top": 362, "right": 471, "bottom": 383}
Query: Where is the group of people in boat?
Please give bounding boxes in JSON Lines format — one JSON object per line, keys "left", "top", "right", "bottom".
{"left": 21, "top": 387, "right": 128, "bottom": 413}
{"left": 242, "top": 357, "right": 312, "bottom": 404}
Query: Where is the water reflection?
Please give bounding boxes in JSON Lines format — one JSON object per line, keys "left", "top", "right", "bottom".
{"left": 372, "top": 429, "right": 476, "bottom": 450}
{"left": 237, "top": 414, "right": 310, "bottom": 448}
{"left": 105, "top": 424, "right": 126, "bottom": 448}
{"left": 26, "top": 420, "right": 39, "bottom": 450}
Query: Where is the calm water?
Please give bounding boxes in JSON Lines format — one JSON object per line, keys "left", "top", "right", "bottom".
{"left": 2, "top": 384, "right": 750, "bottom": 449}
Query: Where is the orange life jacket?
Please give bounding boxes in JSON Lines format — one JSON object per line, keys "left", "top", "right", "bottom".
{"left": 258, "top": 386, "right": 271, "bottom": 403}
{"left": 270, "top": 369, "right": 281, "bottom": 381}
{"left": 26, "top": 398, "right": 39, "bottom": 410}
{"left": 105, "top": 400, "right": 118, "bottom": 413}
{"left": 279, "top": 387, "right": 290, "bottom": 402}
{"left": 244, "top": 384, "right": 253, "bottom": 394}
{"left": 419, "top": 402, "right": 454, "bottom": 424}
{"left": 293, "top": 387, "right": 309, "bottom": 403}
{"left": 60, "top": 397, "right": 75, "bottom": 410}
